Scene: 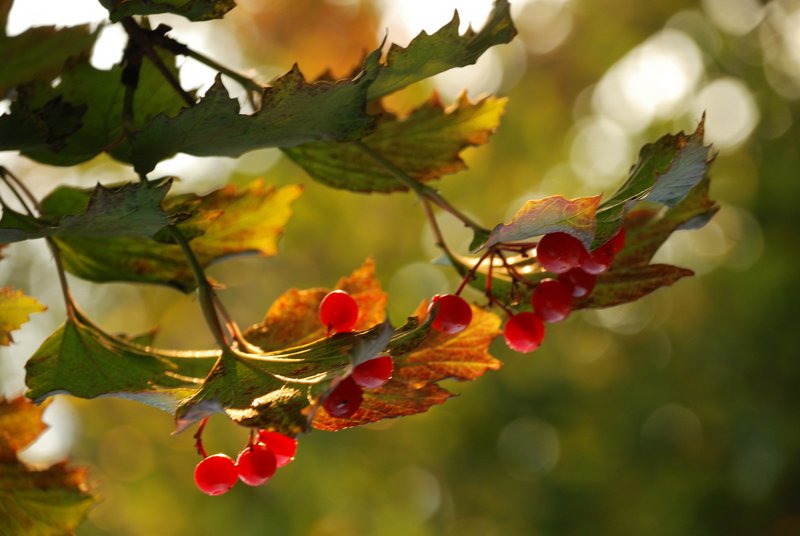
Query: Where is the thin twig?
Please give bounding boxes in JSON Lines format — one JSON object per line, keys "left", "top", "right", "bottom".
{"left": 193, "top": 417, "right": 209, "bottom": 458}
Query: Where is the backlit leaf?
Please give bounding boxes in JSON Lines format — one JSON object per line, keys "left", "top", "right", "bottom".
{"left": 482, "top": 195, "right": 602, "bottom": 250}
{"left": 283, "top": 92, "right": 507, "bottom": 192}
{"left": 98, "top": 0, "right": 235, "bottom": 22}
{"left": 576, "top": 264, "right": 694, "bottom": 309}
{"left": 313, "top": 303, "right": 502, "bottom": 431}
{"left": 368, "top": 0, "right": 516, "bottom": 99}
{"left": 42, "top": 181, "right": 301, "bottom": 292}
{"left": 128, "top": 52, "right": 380, "bottom": 174}
{"left": 0, "top": 287, "right": 46, "bottom": 346}
{"left": 0, "top": 397, "right": 95, "bottom": 536}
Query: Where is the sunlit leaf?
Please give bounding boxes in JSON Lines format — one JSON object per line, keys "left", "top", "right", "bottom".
{"left": 284, "top": 92, "right": 507, "bottom": 192}
{"left": 576, "top": 264, "right": 694, "bottom": 309}
{"left": 0, "top": 397, "right": 95, "bottom": 536}
{"left": 42, "top": 181, "right": 301, "bottom": 292}
{"left": 0, "top": 287, "right": 46, "bottom": 346}
{"left": 592, "top": 118, "right": 711, "bottom": 248}
{"left": 313, "top": 303, "right": 502, "bottom": 431}
{"left": 25, "top": 310, "right": 215, "bottom": 408}
{"left": 368, "top": 0, "right": 516, "bottom": 99}
{"left": 98, "top": 0, "right": 235, "bottom": 22}
{"left": 128, "top": 51, "right": 380, "bottom": 174}
{"left": 483, "top": 195, "right": 602, "bottom": 250}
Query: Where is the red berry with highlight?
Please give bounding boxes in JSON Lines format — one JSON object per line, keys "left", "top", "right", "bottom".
{"left": 323, "top": 376, "right": 363, "bottom": 418}
{"left": 257, "top": 431, "right": 297, "bottom": 467}
{"left": 352, "top": 355, "right": 393, "bottom": 389}
{"left": 319, "top": 290, "right": 359, "bottom": 333}
{"left": 236, "top": 444, "right": 277, "bottom": 486}
{"left": 559, "top": 268, "right": 597, "bottom": 298}
{"left": 504, "top": 312, "right": 545, "bottom": 353}
{"left": 536, "top": 232, "right": 588, "bottom": 274}
{"left": 194, "top": 454, "right": 238, "bottom": 496}
{"left": 430, "top": 294, "right": 472, "bottom": 334}
{"left": 532, "top": 279, "right": 573, "bottom": 323}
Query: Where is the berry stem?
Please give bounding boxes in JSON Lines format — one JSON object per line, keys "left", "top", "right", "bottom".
{"left": 193, "top": 417, "right": 209, "bottom": 459}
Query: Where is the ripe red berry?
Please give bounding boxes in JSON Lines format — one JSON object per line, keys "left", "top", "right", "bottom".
{"left": 559, "top": 268, "right": 597, "bottom": 298}
{"left": 323, "top": 376, "right": 363, "bottom": 418}
{"left": 580, "top": 247, "right": 614, "bottom": 275}
{"left": 532, "top": 279, "right": 573, "bottom": 323}
{"left": 319, "top": 290, "right": 359, "bottom": 333}
{"left": 194, "top": 454, "right": 238, "bottom": 496}
{"left": 236, "top": 444, "right": 277, "bottom": 486}
{"left": 504, "top": 312, "right": 545, "bottom": 353}
{"left": 430, "top": 294, "right": 472, "bottom": 334}
{"left": 536, "top": 232, "right": 588, "bottom": 274}
{"left": 257, "top": 431, "right": 298, "bottom": 468}
{"left": 352, "top": 355, "right": 393, "bottom": 389}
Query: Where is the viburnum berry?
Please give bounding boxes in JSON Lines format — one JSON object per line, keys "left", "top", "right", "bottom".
{"left": 504, "top": 312, "right": 545, "bottom": 353}
{"left": 559, "top": 268, "right": 597, "bottom": 298}
{"left": 323, "top": 376, "right": 363, "bottom": 418}
{"left": 319, "top": 290, "right": 359, "bottom": 333}
{"left": 236, "top": 444, "right": 277, "bottom": 486}
{"left": 580, "top": 247, "right": 614, "bottom": 275}
{"left": 532, "top": 279, "right": 573, "bottom": 323}
{"left": 257, "top": 430, "right": 297, "bottom": 467}
{"left": 194, "top": 454, "right": 238, "bottom": 496}
{"left": 536, "top": 232, "right": 588, "bottom": 274}
{"left": 430, "top": 294, "right": 472, "bottom": 334}
{"left": 352, "top": 355, "right": 393, "bottom": 389}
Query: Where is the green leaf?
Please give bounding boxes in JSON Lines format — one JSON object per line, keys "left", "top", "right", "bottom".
{"left": 98, "top": 0, "right": 235, "bottom": 22}
{"left": 592, "top": 119, "right": 711, "bottom": 248}
{"left": 0, "top": 287, "right": 46, "bottom": 345}
{"left": 482, "top": 195, "right": 602, "bottom": 250}
{"left": 44, "top": 181, "right": 302, "bottom": 292}
{"left": 128, "top": 51, "right": 381, "bottom": 174}
{"left": 575, "top": 264, "right": 694, "bottom": 309}
{"left": 0, "top": 397, "right": 95, "bottom": 536}
{"left": 0, "top": 18, "right": 97, "bottom": 97}
{"left": 368, "top": 0, "right": 517, "bottom": 99}
{"left": 25, "top": 310, "right": 215, "bottom": 410}
{"left": 283, "top": 93, "right": 507, "bottom": 193}
{"left": 6, "top": 52, "right": 187, "bottom": 167}
{"left": 1, "top": 180, "right": 173, "bottom": 243}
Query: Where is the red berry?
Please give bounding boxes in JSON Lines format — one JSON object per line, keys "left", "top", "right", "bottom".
{"left": 352, "top": 355, "right": 393, "bottom": 389}
{"left": 194, "top": 454, "right": 238, "bottom": 496}
{"left": 559, "top": 268, "right": 597, "bottom": 298}
{"left": 605, "top": 226, "right": 626, "bottom": 255}
{"left": 236, "top": 444, "right": 277, "bottom": 486}
{"left": 319, "top": 290, "right": 359, "bottom": 333}
{"left": 580, "top": 247, "right": 614, "bottom": 275}
{"left": 504, "top": 312, "right": 545, "bottom": 353}
{"left": 532, "top": 279, "right": 573, "bottom": 323}
{"left": 323, "top": 376, "right": 363, "bottom": 418}
{"left": 430, "top": 294, "right": 472, "bottom": 334}
{"left": 257, "top": 431, "right": 298, "bottom": 467}
{"left": 536, "top": 232, "right": 588, "bottom": 274}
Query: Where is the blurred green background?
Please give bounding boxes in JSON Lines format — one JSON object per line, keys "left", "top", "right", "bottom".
{"left": 1, "top": 0, "right": 800, "bottom": 534}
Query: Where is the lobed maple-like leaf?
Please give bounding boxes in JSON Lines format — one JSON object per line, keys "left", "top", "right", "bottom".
{"left": 128, "top": 52, "right": 381, "bottom": 174}
{"left": 313, "top": 303, "right": 502, "bottom": 431}
{"left": 41, "top": 180, "right": 301, "bottom": 292}
{"left": 367, "top": 0, "right": 516, "bottom": 99}
{"left": 482, "top": 195, "right": 602, "bottom": 251}
{"left": 283, "top": 92, "right": 507, "bottom": 193}
{"left": 0, "top": 397, "right": 95, "bottom": 536}
{"left": 0, "top": 287, "right": 46, "bottom": 346}
{"left": 98, "top": 0, "right": 236, "bottom": 22}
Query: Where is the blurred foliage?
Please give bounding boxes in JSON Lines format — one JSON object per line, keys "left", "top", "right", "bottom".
{"left": 1, "top": 0, "right": 799, "bottom": 534}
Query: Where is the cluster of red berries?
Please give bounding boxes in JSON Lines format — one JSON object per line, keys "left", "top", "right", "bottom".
{"left": 319, "top": 290, "right": 394, "bottom": 418}
{"left": 503, "top": 227, "right": 626, "bottom": 352}
{"left": 194, "top": 430, "right": 297, "bottom": 496}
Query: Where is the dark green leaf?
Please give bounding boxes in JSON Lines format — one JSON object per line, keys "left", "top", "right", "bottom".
{"left": 98, "top": 0, "right": 235, "bottom": 22}
{"left": 45, "top": 181, "right": 302, "bottom": 292}
{"left": 592, "top": 119, "right": 711, "bottom": 248}
{"left": 368, "top": 0, "right": 516, "bottom": 99}
{"left": 283, "top": 93, "right": 507, "bottom": 193}
{"left": 128, "top": 50, "right": 381, "bottom": 174}
{"left": 0, "top": 94, "right": 84, "bottom": 153}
